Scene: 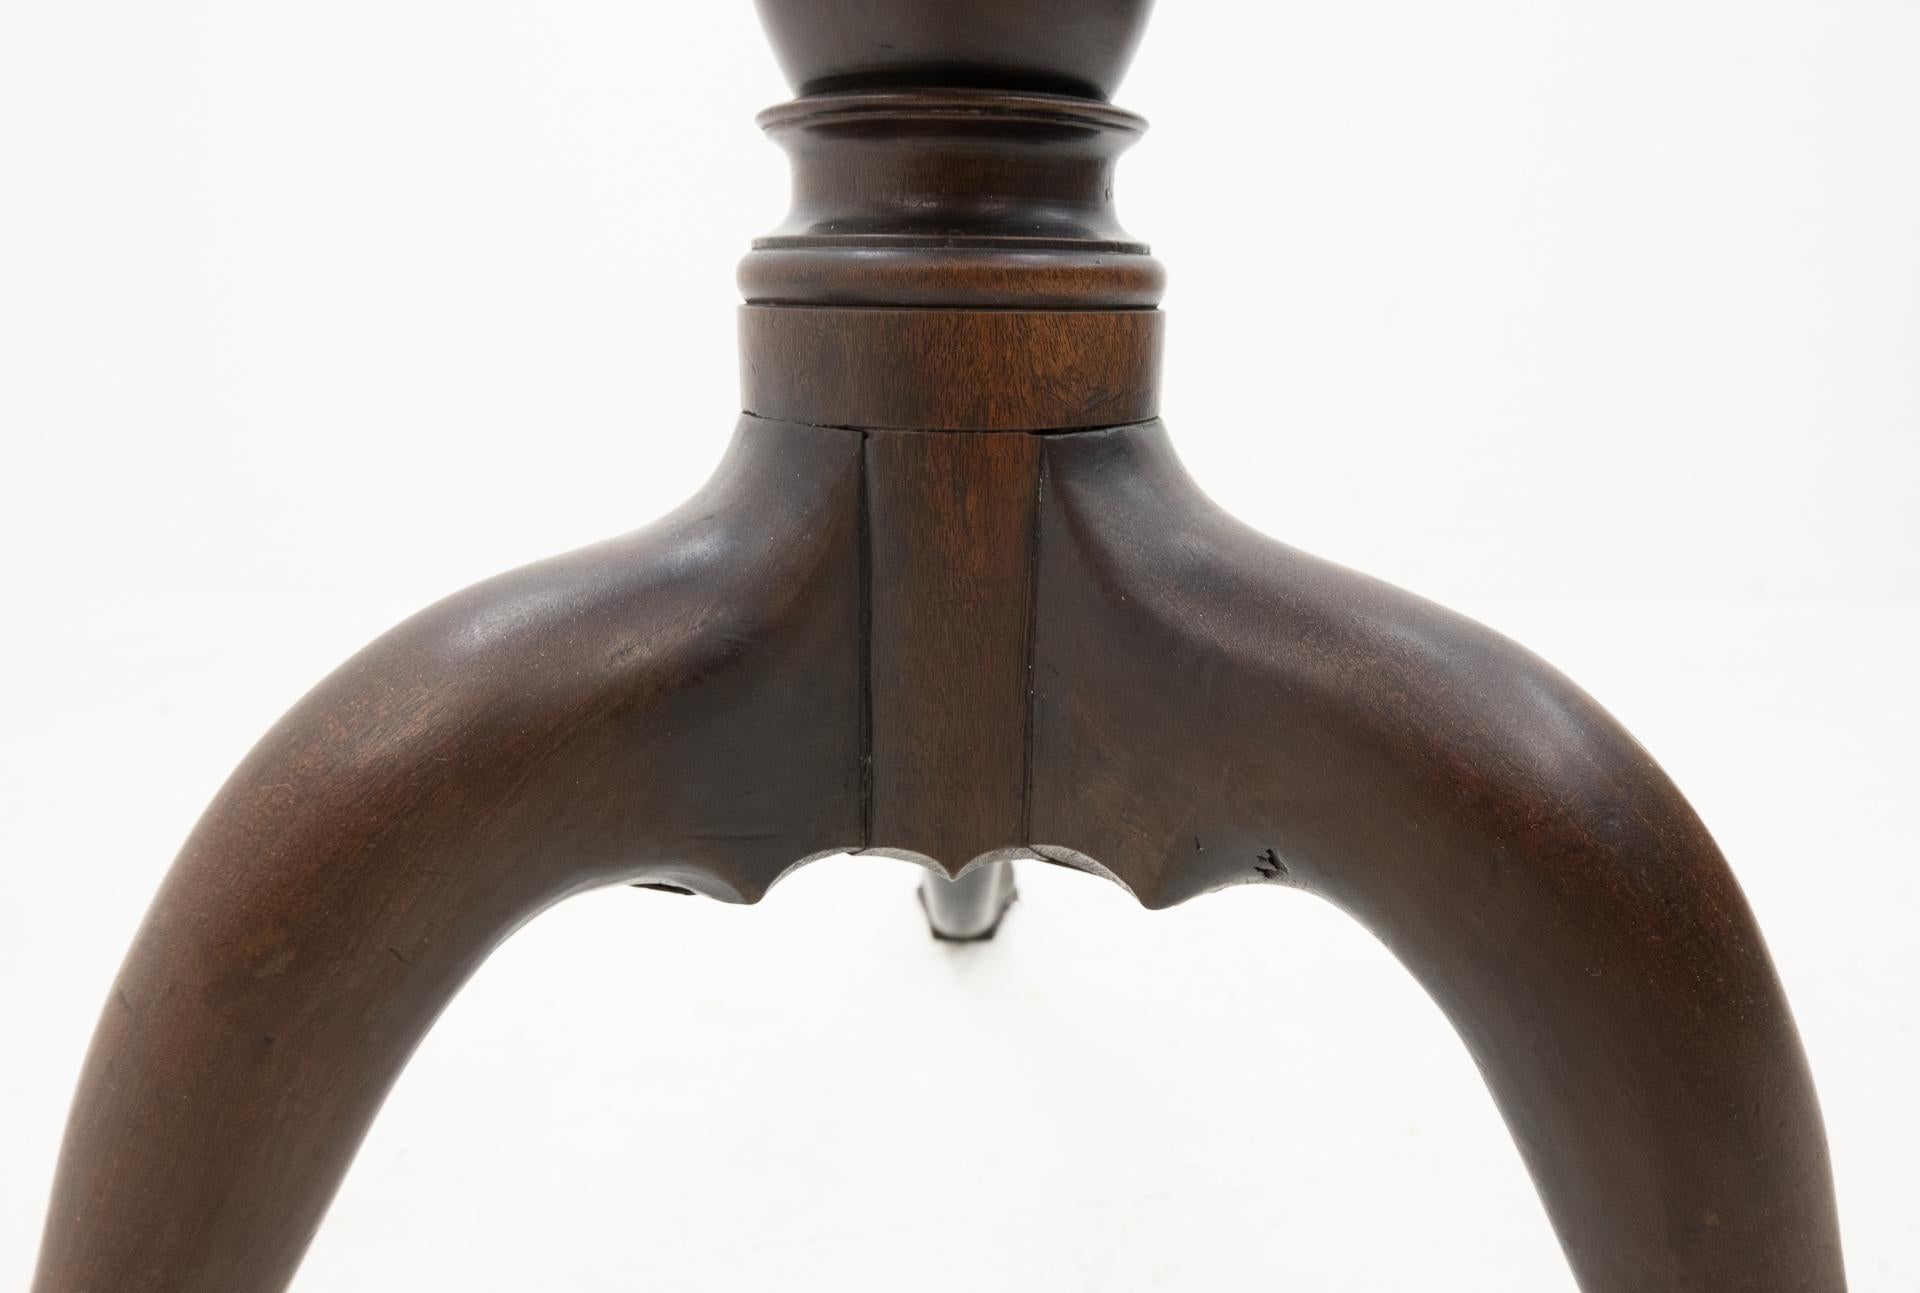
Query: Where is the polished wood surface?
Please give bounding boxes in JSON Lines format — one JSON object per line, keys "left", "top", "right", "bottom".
{"left": 34, "top": 418, "right": 866, "bottom": 1288}
{"left": 739, "top": 88, "right": 1161, "bottom": 309}
{"left": 1030, "top": 421, "right": 1842, "bottom": 1289}
{"left": 866, "top": 428, "right": 1039, "bottom": 867}
{"left": 35, "top": 0, "right": 1845, "bottom": 1289}
{"left": 741, "top": 306, "right": 1162, "bottom": 430}
{"left": 754, "top": 0, "right": 1155, "bottom": 100}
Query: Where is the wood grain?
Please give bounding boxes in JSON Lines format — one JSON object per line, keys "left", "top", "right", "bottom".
{"left": 1026, "top": 420, "right": 1846, "bottom": 1291}
{"left": 865, "top": 428, "right": 1039, "bottom": 868}
{"left": 34, "top": 0, "right": 1847, "bottom": 1288}
{"left": 32, "top": 417, "right": 865, "bottom": 1292}
{"left": 741, "top": 305, "right": 1162, "bottom": 430}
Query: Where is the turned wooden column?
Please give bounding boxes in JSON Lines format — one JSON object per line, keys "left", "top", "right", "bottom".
{"left": 34, "top": 3, "right": 1845, "bottom": 1290}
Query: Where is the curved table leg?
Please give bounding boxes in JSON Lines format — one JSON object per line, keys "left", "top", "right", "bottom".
{"left": 1030, "top": 421, "right": 1845, "bottom": 1291}
{"left": 33, "top": 416, "right": 864, "bottom": 1292}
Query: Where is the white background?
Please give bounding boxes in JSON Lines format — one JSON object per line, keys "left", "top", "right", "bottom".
{"left": 2, "top": 1, "right": 1915, "bottom": 1288}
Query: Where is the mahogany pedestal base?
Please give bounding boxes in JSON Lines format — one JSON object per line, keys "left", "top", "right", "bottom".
{"left": 33, "top": 2, "right": 1845, "bottom": 1289}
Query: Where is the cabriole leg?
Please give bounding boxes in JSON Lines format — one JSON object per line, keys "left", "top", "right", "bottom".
{"left": 33, "top": 417, "right": 866, "bottom": 1291}
{"left": 1029, "top": 421, "right": 1847, "bottom": 1291}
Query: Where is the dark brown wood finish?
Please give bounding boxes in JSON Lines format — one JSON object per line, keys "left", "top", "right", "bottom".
{"left": 866, "top": 429, "right": 1039, "bottom": 868}
{"left": 740, "top": 88, "right": 1161, "bottom": 310}
{"left": 37, "top": 1, "right": 1846, "bottom": 1289}
{"left": 34, "top": 418, "right": 868, "bottom": 1289}
{"left": 741, "top": 306, "right": 1162, "bottom": 430}
{"left": 753, "top": 0, "right": 1155, "bottom": 100}
{"left": 1028, "top": 420, "right": 1844, "bottom": 1290}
